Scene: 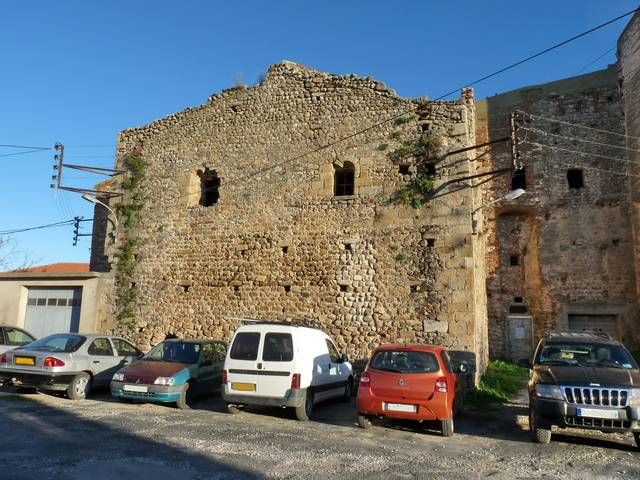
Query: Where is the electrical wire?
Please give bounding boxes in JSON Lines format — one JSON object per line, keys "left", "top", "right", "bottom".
{"left": 0, "top": 148, "right": 52, "bottom": 158}
{"left": 575, "top": 46, "right": 617, "bottom": 75}
{"left": 0, "top": 219, "right": 75, "bottom": 236}
{"left": 433, "top": 8, "right": 638, "bottom": 100}
{"left": 520, "top": 126, "right": 639, "bottom": 153}
{"left": 0, "top": 144, "right": 51, "bottom": 150}
{"left": 522, "top": 111, "right": 640, "bottom": 141}
{"left": 524, "top": 140, "right": 636, "bottom": 165}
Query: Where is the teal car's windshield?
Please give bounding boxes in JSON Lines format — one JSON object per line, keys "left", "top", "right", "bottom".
{"left": 537, "top": 342, "right": 638, "bottom": 369}
{"left": 143, "top": 341, "right": 201, "bottom": 364}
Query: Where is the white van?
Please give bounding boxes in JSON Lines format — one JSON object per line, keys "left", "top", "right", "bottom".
{"left": 222, "top": 322, "right": 353, "bottom": 420}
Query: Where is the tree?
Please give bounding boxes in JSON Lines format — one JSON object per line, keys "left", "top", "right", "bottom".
{"left": 0, "top": 237, "right": 36, "bottom": 272}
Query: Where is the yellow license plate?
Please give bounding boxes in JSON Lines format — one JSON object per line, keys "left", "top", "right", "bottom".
{"left": 231, "top": 382, "right": 256, "bottom": 392}
{"left": 14, "top": 356, "right": 35, "bottom": 366}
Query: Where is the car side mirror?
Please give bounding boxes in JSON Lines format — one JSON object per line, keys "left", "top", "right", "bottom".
{"left": 518, "top": 358, "right": 532, "bottom": 369}
{"left": 457, "top": 362, "right": 469, "bottom": 374}
{"left": 341, "top": 353, "right": 349, "bottom": 363}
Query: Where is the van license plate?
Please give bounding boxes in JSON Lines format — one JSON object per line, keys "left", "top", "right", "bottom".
{"left": 231, "top": 383, "right": 255, "bottom": 392}
{"left": 123, "top": 385, "right": 148, "bottom": 393}
{"left": 576, "top": 408, "right": 619, "bottom": 419}
{"left": 14, "top": 356, "right": 35, "bottom": 366}
{"left": 384, "top": 403, "right": 417, "bottom": 413}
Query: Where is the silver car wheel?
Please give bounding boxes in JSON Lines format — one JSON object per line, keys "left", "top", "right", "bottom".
{"left": 74, "top": 376, "right": 89, "bottom": 396}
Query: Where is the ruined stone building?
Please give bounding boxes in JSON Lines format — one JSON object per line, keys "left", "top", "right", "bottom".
{"left": 91, "top": 61, "right": 489, "bottom": 367}
{"left": 91, "top": 12, "right": 640, "bottom": 365}
{"left": 477, "top": 66, "right": 639, "bottom": 360}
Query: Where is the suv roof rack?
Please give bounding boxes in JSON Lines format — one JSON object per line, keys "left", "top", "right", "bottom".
{"left": 545, "top": 331, "right": 615, "bottom": 341}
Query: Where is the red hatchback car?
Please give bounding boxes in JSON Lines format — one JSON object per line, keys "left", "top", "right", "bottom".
{"left": 356, "top": 344, "right": 467, "bottom": 436}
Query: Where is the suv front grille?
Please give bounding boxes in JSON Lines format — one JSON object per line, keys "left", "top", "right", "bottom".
{"left": 562, "top": 386, "right": 629, "bottom": 407}
{"left": 565, "top": 416, "right": 631, "bottom": 429}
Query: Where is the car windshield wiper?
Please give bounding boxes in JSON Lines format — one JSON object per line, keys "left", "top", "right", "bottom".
{"left": 540, "top": 360, "right": 576, "bottom": 366}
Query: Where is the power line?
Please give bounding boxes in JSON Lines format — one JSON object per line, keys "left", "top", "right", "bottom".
{"left": 0, "top": 144, "right": 52, "bottom": 150}
{"left": 0, "top": 148, "right": 52, "bottom": 158}
{"left": 434, "top": 7, "right": 638, "bottom": 100}
{"left": 523, "top": 111, "right": 640, "bottom": 141}
{"left": 524, "top": 140, "right": 635, "bottom": 165}
{"left": 65, "top": 144, "right": 115, "bottom": 148}
{"left": 521, "top": 126, "right": 639, "bottom": 153}
{"left": 575, "top": 46, "right": 617, "bottom": 75}
{"left": 0, "top": 219, "right": 75, "bottom": 236}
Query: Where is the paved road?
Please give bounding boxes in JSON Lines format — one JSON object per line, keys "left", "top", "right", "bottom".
{"left": 0, "top": 386, "right": 638, "bottom": 479}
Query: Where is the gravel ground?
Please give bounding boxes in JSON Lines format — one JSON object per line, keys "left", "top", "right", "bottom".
{"left": 0, "top": 386, "right": 638, "bottom": 479}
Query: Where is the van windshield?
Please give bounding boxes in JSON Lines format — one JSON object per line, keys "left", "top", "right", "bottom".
{"left": 370, "top": 350, "right": 439, "bottom": 374}
{"left": 230, "top": 332, "right": 261, "bottom": 360}
{"left": 262, "top": 333, "right": 293, "bottom": 362}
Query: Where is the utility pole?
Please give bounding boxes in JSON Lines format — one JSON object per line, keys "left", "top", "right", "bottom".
{"left": 72, "top": 216, "right": 92, "bottom": 246}
{"left": 50, "top": 142, "right": 64, "bottom": 190}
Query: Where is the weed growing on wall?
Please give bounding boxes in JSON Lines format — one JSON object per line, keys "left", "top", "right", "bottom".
{"left": 113, "top": 153, "right": 146, "bottom": 335}
{"left": 389, "top": 131, "right": 442, "bottom": 208}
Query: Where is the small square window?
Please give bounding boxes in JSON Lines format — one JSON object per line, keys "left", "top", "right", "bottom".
{"left": 344, "top": 243, "right": 353, "bottom": 252}
{"left": 283, "top": 285, "right": 291, "bottom": 293}
{"left": 426, "top": 238, "right": 435, "bottom": 248}
{"left": 567, "top": 169, "right": 584, "bottom": 189}
{"left": 281, "top": 246, "right": 289, "bottom": 254}
{"left": 27, "top": 298, "right": 37, "bottom": 306}
{"left": 57, "top": 298, "right": 68, "bottom": 306}
{"left": 47, "top": 298, "right": 57, "bottom": 306}
{"left": 510, "top": 255, "right": 519, "bottom": 266}
{"left": 37, "top": 298, "right": 46, "bottom": 306}
{"left": 513, "top": 296, "right": 524, "bottom": 303}
{"left": 399, "top": 165, "right": 410, "bottom": 175}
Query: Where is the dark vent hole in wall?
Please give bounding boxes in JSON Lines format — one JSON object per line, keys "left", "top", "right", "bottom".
{"left": 344, "top": 243, "right": 353, "bottom": 252}
{"left": 180, "top": 284, "right": 190, "bottom": 293}
{"left": 513, "top": 296, "right": 524, "bottom": 303}
{"left": 510, "top": 255, "right": 519, "bottom": 266}
{"left": 339, "top": 284, "right": 348, "bottom": 292}
{"left": 509, "top": 304, "right": 529, "bottom": 314}
{"left": 410, "top": 285, "right": 420, "bottom": 293}
{"left": 281, "top": 246, "right": 289, "bottom": 254}
{"left": 399, "top": 164, "right": 410, "bottom": 175}
{"left": 511, "top": 167, "right": 526, "bottom": 190}
{"left": 283, "top": 285, "right": 291, "bottom": 293}
{"left": 567, "top": 169, "right": 584, "bottom": 189}
{"left": 426, "top": 238, "right": 435, "bottom": 248}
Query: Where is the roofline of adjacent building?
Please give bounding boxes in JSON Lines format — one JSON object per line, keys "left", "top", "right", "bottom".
{"left": 0, "top": 271, "right": 102, "bottom": 280}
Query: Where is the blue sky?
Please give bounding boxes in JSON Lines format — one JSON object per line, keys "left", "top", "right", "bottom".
{"left": 1, "top": 1, "right": 637, "bottom": 268}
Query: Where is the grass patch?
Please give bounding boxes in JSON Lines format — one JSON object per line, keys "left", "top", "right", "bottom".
{"left": 465, "top": 360, "right": 528, "bottom": 410}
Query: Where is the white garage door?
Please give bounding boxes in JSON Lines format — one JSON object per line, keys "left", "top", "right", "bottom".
{"left": 25, "top": 287, "right": 82, "bottom": 339}
{"left": 568, "top": 314, "right": 618, "bottom": 339}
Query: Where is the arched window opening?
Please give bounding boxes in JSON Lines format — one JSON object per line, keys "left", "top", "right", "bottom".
{"left": 198, "top": 168, "right": 220, "bottom": 206}
{"left": 334, "top": 162, "right": 355, "bottom": 197}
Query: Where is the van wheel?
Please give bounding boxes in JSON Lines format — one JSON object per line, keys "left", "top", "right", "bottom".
{"left": 295, "top": 389, "right": 313, "bottom": 421}
{"left": 357, "top": 414, "right": 372, "bottom": 429}
{"left": 67, "top": 373, "right": 91, "bottom": 400}
{"left": 226, "top": 404, "right": 242, "bottom": 414}
{"left": 341, "top": 377, "right": 353, "bottom": 402}
{"left": 440, "top": 417, "right": 454, "bottom": 437}
{"left": 176, "top": 383, "right": 193, "bottom": 410}
{"left": 529, "top": 409, "right": 551, "bottom": 444}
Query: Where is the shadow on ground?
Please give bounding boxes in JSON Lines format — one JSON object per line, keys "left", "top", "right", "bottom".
{"left": 0, "top": 390, "right": 262, "bottom": 480}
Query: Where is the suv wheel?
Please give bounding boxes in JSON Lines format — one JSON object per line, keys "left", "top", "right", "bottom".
{"left": 440, "top": 417, "right": 454, "bottom": 437}
{"left": 529, "top": 408, "right": 551, "bottom": 444}
{"left": 295, "top": 389, "right": 313, "bottom": 421}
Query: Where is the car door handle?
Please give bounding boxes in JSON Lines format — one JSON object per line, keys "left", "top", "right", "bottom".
{"left": 327, "top": 364, "right": 332, "bottom": 369}
{"left": 92, "top": 361, "right": 101, "bottom": 364}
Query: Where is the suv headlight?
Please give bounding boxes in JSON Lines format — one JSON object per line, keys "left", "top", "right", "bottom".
{"left": 154, "top": 377, "right": 175, "bottom": 386}
{"left": 112, "top": 372, "right": 125, "bottom": 382}
{"left": 535, "top": 384, "right": 563, "bottom": 400}
{"left": 629, "top": 388, "right": 640, "bottom": 406}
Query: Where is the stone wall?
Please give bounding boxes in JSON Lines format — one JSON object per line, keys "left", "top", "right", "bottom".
{"left": 93, "top": 62, "right": 488, "bottom": 369}
{"left": 477, "top": 66, "right": 639, "bottom": 358}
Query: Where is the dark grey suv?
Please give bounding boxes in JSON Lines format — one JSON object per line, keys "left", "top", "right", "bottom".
{"left": 520, "top": 332, "right": 640, "bottom": 447}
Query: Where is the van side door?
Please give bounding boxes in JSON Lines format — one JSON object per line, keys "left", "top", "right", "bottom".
{"left": 259, "top": 332, "right": 295, "bottom": 398}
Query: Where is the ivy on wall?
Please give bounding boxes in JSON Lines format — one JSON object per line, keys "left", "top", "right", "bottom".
{"left": 113, "top": 153, "right": 146, "bottom": 334}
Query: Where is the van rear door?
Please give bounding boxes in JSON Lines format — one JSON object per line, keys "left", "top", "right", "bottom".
{"left": 258, "top": 332, "right": 295, "bottom": 398}
{"left": 227, "top": 331, "right": 262, "bottom": 396}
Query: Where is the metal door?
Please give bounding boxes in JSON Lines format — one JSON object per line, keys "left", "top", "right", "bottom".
{"left": 506, "top": 315, "right": 533, "bottom": 362}
{"left": 25, "top": 287, "right": 82, "bottom": 338}
{"left": 568, "top": 314, "right": 618, "bottom": 339}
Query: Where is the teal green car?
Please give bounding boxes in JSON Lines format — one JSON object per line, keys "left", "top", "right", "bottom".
{"left": 110, "top": 339, "right": 226, "bottom": 409}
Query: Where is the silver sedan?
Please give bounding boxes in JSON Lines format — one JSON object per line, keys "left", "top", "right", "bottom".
{"left": 0, "top": 333, "right": 142, "bottom": 400}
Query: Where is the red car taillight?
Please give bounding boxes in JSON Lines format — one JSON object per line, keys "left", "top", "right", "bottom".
{"left": 435, "top": 376, "right": 448, "bottom": 393}
{"left": 222, "top": 369, "right": 228, "bottom": 385}
{"left": 43, "top": 357, "right": 65, "bottom": 368}
{"left": 0, "top": 354, "right": 6, "bottom": 365}
{"left": 291, "top": 373, "right": 301, "bottom": 389}
{"left": 359, "top": 371, "right": 371, "bottom": 385}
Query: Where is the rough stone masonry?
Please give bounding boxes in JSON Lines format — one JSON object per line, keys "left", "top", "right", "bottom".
{"left": 91, "top": 61, "right": 488, "bottom": 369}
